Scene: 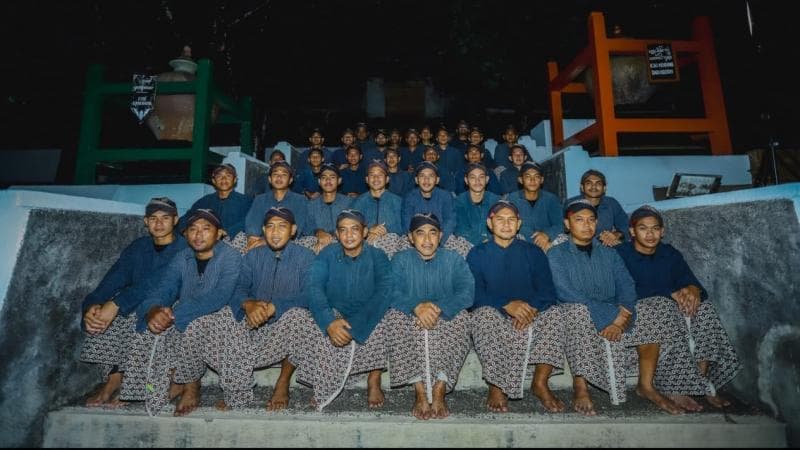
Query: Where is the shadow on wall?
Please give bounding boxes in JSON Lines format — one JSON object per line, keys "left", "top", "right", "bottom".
{"left": 0, "top": 209, "right": 146, "bottom": 448}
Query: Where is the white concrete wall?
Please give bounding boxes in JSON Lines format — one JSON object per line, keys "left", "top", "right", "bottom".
{"left": 551, "top": 147, "right": 752, "bottom": 211}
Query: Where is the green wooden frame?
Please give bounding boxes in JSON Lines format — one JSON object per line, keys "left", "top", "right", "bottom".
{"left": 74, "top": 59, "right": 253, "bottom": 184}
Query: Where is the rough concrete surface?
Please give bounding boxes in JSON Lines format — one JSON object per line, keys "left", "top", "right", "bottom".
{"left": 43, "top": 386, "right": 786, "bottom": 448}
{"left": 661, "top": 199, "right": 800, "bottom": 446}
{"left": 0, "top": 209, "right": 145, "bottom": 448}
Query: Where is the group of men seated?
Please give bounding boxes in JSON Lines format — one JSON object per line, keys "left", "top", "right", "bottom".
{"left": 79, "top": 122, "right": 741, "bottom": 421}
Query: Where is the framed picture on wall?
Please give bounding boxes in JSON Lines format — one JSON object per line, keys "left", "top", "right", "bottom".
{"left": 666, "top": 173, "right": 722, "bottom": 198}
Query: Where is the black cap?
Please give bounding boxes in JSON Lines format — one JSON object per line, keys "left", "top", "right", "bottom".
{"left": 184, "top": 208, "right": 222, "bottom": 229}
{"left": 415, "top": 161, "right": 439, "bottom": 176}
{"left": 319, "top": 163, "right": 340, "bottom": 177}
{"left": 488, "top": 200, "right": 520, "bottom": 218}
{"left": 519, "top": 161, "right": 543, "bottom": 175}
{"left": 564, "top": 199, "right": 597, "bottom": 219}
{"left": 367, "top": 159, "right": 389, "bottom": 175}
{"left": 409, "top": 213, "right": 441, "bottom": 232}
{"left": 145, "top": 197, "right": 178, "bottom": 216}
{"left": 337, "top": 209, "right": 367, "bottom": 226}
{"left": 629, "top": 205, "right": 664, "bottom": 227}
{"left": 264, "top": 206, "right": 296, "bottom": 225}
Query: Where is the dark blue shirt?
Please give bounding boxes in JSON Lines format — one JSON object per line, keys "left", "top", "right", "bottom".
{"left": 292, "top": 166, "right": 322, "bottom": 197}
{"left": 504, "top": 189, "right": 564, "bottom": 241}
{"left": 399, "top": 145, "right": 425, "bottom": 172}
{"left": 82, "top": 235, "right": 188, "bottom": 317}
{"left": 565, "top": 194, "right": 631, "bottom": 241}
{"left": 230, "top": 242, "right": 315, "bottom": 322}
{"left": 340, "top": 164, "right": 368, "bottom": 196}
{"left": 454, "top": 191, "right": 500, "bottom": 245}
{"left": 245, "top": 190, "right": 310, "bottom": 238}
{"left": 136, "top": 243, "right": 242, "bottom": 332}
{"left": 616, "top": 241, "right": 708, "bottom": 301}
{"left": 387, "top": 170, "right": 414, "bottom": 197}
{"left": 306, "top": 243, "right": 392, "bottom": 344}
{"left": 352, "top": 190, "right": 404, "bottom": 235}
{"left": 467, "top": 239, "right": 557, "bottom": 313}
{"left": 305, "top": 194, "right": 353, "bottom": 235}
{"left": 391, "top": 248, "right": 474, "bottom": 319}
{"left": 180, "top": 191, "right": 253, "bottom": 238}
{"left": 547, "top": 239, "right": 638, "bottom": 330}
{"left": 402, "top": 187, "right": 457, "bottom": 240}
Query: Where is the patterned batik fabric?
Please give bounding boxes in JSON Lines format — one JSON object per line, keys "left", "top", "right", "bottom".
{"left": 80, "top": 313, "right": 137, "bottom": 381}
{"left": 251, "top": 307, "right": 310, "bottom": 370}
{"left": 443, "top": 234, "right": 474, "bottom": 259}
{"left": 386, "top": 309, "right": 471, "bottom": 400}
{"left": 119, "top": 326, "right": 179, "bottom": 415}
{"left": 560, "top": 296, "right": 707, "bottom": 405}
{"left": 172, "top": 307, "right": 255, "bottom": 409}
{"left": 294, "top": 235, "right": 323, "bottom": 252}
{"left": 470, "top": 306, "right": 565, "bottom": 399}
{"left": 223, "top": 231, "right": 249, "bottom": 254}
{"left": 369, "top": 233, "right": 411, "bottom": 260}
{"left": 682, "top": 300, "right": 742, "bottom": 393}
{"left": 292, "top": 310, "right": 390, "bottom": 411}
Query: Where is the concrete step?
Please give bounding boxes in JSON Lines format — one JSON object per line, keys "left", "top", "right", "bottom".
{"left": 44, "top": 387, "right": 787, "bottom": 448}
{"left": 202, "top": 351, "right": 633, "bottom": 391}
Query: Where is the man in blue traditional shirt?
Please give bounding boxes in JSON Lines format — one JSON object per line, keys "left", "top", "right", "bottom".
{"left": 617, "top": 205, "right": 741, "bottom": 411}
{"left": 301, "top": 163, "right": 353, "bottom": 253}
{"left": 504, "top": 161, "right": 563, "bottom": 252}
{"left": 80, "top": 197, "right": 186, "bottom": 408}
{"left": 245, "top": 161, "right": 309, "bottom": 251}
{"left": 454, "top": 163, "right": 500, "bottom": 245}
{"left": 231, "top": 206, "right": 316, "bottom": 411}
{"left": 180, "top": 164, "right": 253, "bottom": 252}
{"left": 340, "top": 145, "right": 369, "bottom": 198}
{"left": 295, "top": 209, "right": 393, "bottom": 411}
{"left": 352, "top": 160, "right": 408, "bottom": 258}
{"left": 467, "top": 200, "right": 565, "bottom": 414}
{"left": 548, "top": 199, "right": 688, "bottom": 416}
{"left": 292, "top": 147, "right": 325, "bottom": 199}
{"left": 565, "top": 169, "right": 629, "bottom": 247}
{"left": 387, "top": 213, "right": 475, "bottom": 420}
{"left": 121, "top": 209, "right": 243, "bottom": 416}
{"left": 384, "top": 147, "right": 414, "bottom": 197}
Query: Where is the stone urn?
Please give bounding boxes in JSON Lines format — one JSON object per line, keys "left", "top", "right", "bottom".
{"left": 146, "top": 46, "right": 218, "bottom": 141}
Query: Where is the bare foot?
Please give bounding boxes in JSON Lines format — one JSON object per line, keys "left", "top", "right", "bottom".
{"left": 430, "top": 382, "right": 449, "bottom": 419}
{"left": 486, "top": 385, "right": 509, "bottom": 412}
{"left": 174, "top": 381, "right": 200, "bottom": 417}
{"left": 367, "top": 371, "right": 384, "bottom": 409}
{"left": 668, "top": 394, "right": 704, "bottom": 412}
{"left": 105, "top": 394, "right": 128, "bottom": 409}
{"left": 85, "top": 372, "right": 122, "bottom": 407}
{"left": 705, "top": 394, "right": 732, "bottom": 409}
{"left": 532, "top": 383, "right": 565, "bottom": 413}
{"left": 636, "top": 386, "right": 684, "bottom": 415}
{"left": 168, "top": 382, "right": 183, "bottom": 401}
{"left": 214, "top": 399, "right": 230, "bottom": 411}
{"left": 572, "top": 378, "right": 596, "bottom": 416}
{"left": 412, "top": 393, "right": 432, "bottom": 420}
{"left": 267, "top": 384, "right": 290, "bottom": 411}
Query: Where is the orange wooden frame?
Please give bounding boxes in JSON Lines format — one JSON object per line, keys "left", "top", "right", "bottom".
{"left": 547, "top": 11, "right": 732, "bottom": 156}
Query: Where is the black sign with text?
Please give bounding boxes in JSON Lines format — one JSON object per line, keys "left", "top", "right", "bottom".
{"left": 130, "top": 74, "right": 157, "bottom": 122}
{"left": 647, "top": 43, "right": 679, "bottom": 83}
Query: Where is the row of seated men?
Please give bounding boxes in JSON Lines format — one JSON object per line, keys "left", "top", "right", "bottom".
{"left": 288, "top": 122, "right": 537, "bottom": 198}
{"left": 80, "top": 165, "right": 741, "bottom": 420}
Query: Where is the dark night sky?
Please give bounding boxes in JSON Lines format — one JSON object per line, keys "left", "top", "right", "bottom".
{"left": 0, "top": 1, "right": 796, "bottom": 182}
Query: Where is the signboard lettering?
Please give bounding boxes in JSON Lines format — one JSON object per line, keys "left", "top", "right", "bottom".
{"left": 131, "top": 74, "right": 157, "bottom": 122}
{"left": 646, "top": 43, "right": 679, "bottom": 83}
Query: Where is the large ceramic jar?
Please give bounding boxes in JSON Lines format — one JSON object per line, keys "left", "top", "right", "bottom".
{"left": 146, "top": 46, "right": 218, "bottom": 141}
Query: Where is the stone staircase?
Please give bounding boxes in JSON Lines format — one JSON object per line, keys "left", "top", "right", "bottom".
{"left": 42, "top": 352, "right": 788, "bottom": 448}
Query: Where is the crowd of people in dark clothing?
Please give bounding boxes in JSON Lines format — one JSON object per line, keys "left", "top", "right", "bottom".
{"left": 78, "top": 120, "right": 741, "bottom": 421}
